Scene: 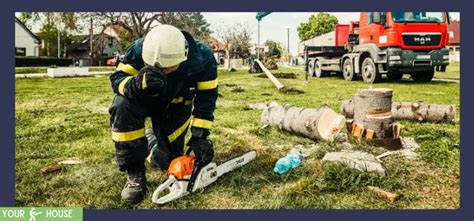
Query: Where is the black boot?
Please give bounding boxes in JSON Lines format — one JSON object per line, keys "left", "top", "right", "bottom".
{"left": 121, "top": 169, "right": 147, "bottom": 204}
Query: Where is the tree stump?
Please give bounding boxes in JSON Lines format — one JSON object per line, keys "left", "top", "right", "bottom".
{"left": 352, "top": 88, "right": 393, "bottom": 139}
{"left": 261, "top": 102, "right": 346, "bottom": 142}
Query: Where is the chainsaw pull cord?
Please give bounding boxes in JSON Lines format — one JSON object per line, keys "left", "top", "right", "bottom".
{"left": 185, "top": 148, "right": 204, "bottom": 192}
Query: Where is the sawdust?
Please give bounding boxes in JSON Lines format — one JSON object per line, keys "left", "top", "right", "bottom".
{"left": 279, "top": 87, "right": 304, "bottom": 95}
{"left": 230, "top": 87, "right": 245, "bottom": 93}
{"left": 85, "top": 103, "right": 109, "bottom": 114}
{"left": 221, "top": 83, "right": 238, "bottom": 87}
{"left": 255, "top": 72, "right": 297, "bottom": 79}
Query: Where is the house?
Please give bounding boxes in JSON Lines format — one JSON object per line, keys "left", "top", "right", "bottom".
{"left": 206, "top": 37, "right": 226, "bottom": 65}
{"left": 448, "top": 20, "right": 460, "bottom": 62}
{"left": 15, "top": 17, "right": 41, "bottom": 56}
{"left": 66, "top": 26, "right": 122, "bottom": 66}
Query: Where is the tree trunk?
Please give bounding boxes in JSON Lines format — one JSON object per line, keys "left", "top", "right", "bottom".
{"left": 341, "top": 100, "right": 456, "bottom": 124}
{"left": 261, "top": 102, "right": 346, "bottom": 142}
{"left": 352, "top": 88, "right": 393, "bottom": 139}
{"left": 255, "top": 59, "right": 285, "bottom": 90}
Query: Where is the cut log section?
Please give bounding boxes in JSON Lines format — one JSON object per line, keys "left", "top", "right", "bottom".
{"left": 341, "top": 100, "right": 456, "bottom": 124}
{"left": 261, "top": 102, "right": 346, "bottom": 142}
{"left": 255, "top": 59, "right": 285, "bottom": 90}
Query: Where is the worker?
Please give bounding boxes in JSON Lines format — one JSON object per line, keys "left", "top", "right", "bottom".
{"left": 108, "top": 24, "right": 218, "bottom": 204}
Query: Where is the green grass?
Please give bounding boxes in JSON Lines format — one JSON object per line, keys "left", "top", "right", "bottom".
{"left": 15, "top": 67, "right": 48, "bottom": 74}
{"left": 15, "top": 67, "right": 116, "bottom": 74}
{"left": 88, "top": 67, "right": 116, "bottom": 72}
{"left": 15, "top": 66, "right": 460, "bottom": 209}
{"left": 434, "top": 62, "right": 460, "bottom": 80}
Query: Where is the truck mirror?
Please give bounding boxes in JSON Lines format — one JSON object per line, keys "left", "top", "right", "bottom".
{"left": 372, "top": 12, "right": 381, "bottom": 24}
{"left": 381, "top": 12, "right": 386, "bottom": 24}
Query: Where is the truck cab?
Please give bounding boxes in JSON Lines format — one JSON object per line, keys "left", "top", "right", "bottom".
{"left": 353, "top": 12, "right": 450, "bottom": 82}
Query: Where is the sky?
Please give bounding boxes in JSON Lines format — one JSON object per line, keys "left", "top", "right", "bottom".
{"left": 202, "top": 12, "right": 460, "bottom": 56}
{"left": 17, "top": 12, "right": 460, "bottom": 56}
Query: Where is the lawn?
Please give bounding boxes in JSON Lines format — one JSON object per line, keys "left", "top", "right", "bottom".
{"left": 15, "top": 65, "right": 460, "bottom": 209}
{"left": 434, "top": 62, "right": 460, "bottom": 80}
{"left": 15, "top": 66, "right": 116, "bottom": 74}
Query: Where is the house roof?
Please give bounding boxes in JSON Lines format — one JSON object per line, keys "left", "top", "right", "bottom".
{"left": 448, "top": 20, "right": 460, "bottom": 45}
{"left": 67, "top": 33, "right": 113, "bottom": 51}
{"left": 15, "top": 17, "right": 41, "bottom": 44}
{"left": 207, "top": 37, "right": 226, "bottom": 52}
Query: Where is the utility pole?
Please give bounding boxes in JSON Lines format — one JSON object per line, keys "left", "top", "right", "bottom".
{"left": 287, "top": 28, "right": 290, "bottom": 65}
{"left": 57, "top": 25, "right": 60, "bottom": 58}
{"left": 89, "top": 17, "right": 93, "bottom": 66}
{"left": 255, "top": 12, "right": 271, "bottom": 60}
{"left": 257, "top": 20, "right": 260, "bottom": 60}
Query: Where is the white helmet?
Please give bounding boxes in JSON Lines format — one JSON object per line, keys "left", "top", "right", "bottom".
{"left": 142, "top": 24, "right": 188, "bottom": 68}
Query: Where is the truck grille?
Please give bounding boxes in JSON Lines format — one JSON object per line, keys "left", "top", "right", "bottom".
{"left": 402, "top": 33, "right": 441, "bottom": 46}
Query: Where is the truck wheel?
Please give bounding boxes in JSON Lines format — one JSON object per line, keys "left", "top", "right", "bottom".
{"left": 411, "top": 68, "right": 434, "bottom": 83}
{"left": 342, "top": 59, "right": 355, "bottom": 81}
{"left": 308, "top": 59, "right": 315, "bottom": 76}
{"left": 314, "top": 60, "right": 324, "bottom": 78}
{"left": 387, "top": 72, "right": 403, "bottom": 81}
{"left": 361, "top": 57, "right": 381, "bottom": 83}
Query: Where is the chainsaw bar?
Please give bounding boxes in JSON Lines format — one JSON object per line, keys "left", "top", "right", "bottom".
{"left": 191, "top": 150, "right": 257, "bottom": 192}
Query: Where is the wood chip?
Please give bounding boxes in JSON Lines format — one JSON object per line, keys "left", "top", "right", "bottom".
{"left": 40, "top": 164, "right": 62, "bottom": 176}
{"left": 367, "top": 186, "right": 401, "bottom": 203}
{"left": 58, "top": 159, "right": 83, "bottom": 165}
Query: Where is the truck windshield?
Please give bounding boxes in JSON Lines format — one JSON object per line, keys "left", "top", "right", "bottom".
{"left": 392, "top": 12, "right": 446, "bottom": 23}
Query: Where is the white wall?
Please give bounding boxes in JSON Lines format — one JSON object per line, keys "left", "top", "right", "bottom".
{"left": 448, "top": 46, "right": 460, "bottom": 62}
{"left": 15, "top": 21, "right": 39, "bottom": 56}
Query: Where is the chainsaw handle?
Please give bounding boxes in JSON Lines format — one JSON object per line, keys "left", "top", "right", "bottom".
{"left": 152, "top": 176, "right": 178, "bottom": 204}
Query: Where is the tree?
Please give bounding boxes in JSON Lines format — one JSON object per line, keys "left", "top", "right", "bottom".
{"left": 264, "top": 40, "right": 284, "bottom": 59}
{"left": 297, "top": 13, "right": 338, "bottom": 41}
{"left": 92, "top": 12, "right": 212, "bottom": 49}
{"left": 19, "top": 12, "right": 80, "bottom": 57}
{"left": 158, "top": 12, "right": 212, "bottom": 41}
{"left": 217, "top": 23, "right": 252, "bottom": 59}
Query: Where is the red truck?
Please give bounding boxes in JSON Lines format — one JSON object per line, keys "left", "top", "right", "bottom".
{"left": 301, "top": 12, "right": 451, "bottom": 83}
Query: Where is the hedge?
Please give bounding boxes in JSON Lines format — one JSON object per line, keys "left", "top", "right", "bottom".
{"left": 16, "top": 56, "right": 73, "bottom": 67}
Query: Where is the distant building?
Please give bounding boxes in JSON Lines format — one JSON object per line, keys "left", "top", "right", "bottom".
{"left": 448, "top": 20, "right": 460, "bottom": 62}
{"left": 15, "top": 17, "right": 41, "bottom": 56}
{"left": 66, "top": 26, "right": 122, "bottom": 66}
{"left": 206, "top": 37, "right": 226, "bottom": 65}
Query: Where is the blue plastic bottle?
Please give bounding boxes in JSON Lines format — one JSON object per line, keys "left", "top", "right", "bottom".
{"left": 273, "top": 149, "right": 304, "bottom": 174}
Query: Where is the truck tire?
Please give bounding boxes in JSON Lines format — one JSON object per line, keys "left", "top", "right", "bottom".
{"left": 386, "top": 72, "right": 403, "bottom": 81}
{"left": 361, "top": 57, "right": 381, "bottom": 83}
{"left": 411, "top": 68, "right": 434, "bottom": 83}
{"left": 308, "top": 59, "right": 315, "bottom": 76}
{"left": 342, "top": 58, "right": 355, "bottom": 81}
{"left": 314, "top": 59, "right": 325, "bottom": 78}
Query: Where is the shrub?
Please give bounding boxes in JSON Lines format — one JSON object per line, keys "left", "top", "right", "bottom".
{"left": 16, "top": 56, "right": 73, "bottom": 67}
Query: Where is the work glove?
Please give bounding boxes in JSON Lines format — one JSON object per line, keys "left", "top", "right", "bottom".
{"left": 186, "top": 127, "right": 214, "bottom": 166}
{"left": 134, "top": 65, "right": 167, "bottom": 98}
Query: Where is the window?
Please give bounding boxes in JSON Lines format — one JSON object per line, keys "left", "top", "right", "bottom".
{"left": 15, "top": 47, "right": 26, "bottom": 56}
{"left": 392, "top": 12, "right": 446, "bottom": 23}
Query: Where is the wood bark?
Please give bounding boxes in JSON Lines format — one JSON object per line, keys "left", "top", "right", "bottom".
{"left": 261, "top": 102, "right": 346, "bottom": 142}
{"left": 341, "top": 100, "right": 456, "bottom": 124}
{"left": 352, "top": 89, "right": 393, "bottom": 139}
{"left": 255, "top": 59, "right": 285, "bottom": 90}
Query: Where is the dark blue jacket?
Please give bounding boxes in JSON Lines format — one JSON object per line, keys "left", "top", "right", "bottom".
{"left": 110, "top": 31, "right": 218, "bottom": 130}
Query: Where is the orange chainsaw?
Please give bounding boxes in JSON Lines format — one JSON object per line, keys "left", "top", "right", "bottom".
{"left": 152, "top": 150, "right": 257, "bottom": 204}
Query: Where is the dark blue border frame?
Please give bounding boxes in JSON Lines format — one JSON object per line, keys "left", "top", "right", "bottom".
{"left": 2, "top": 1, "right": 472, "bottom": 220}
